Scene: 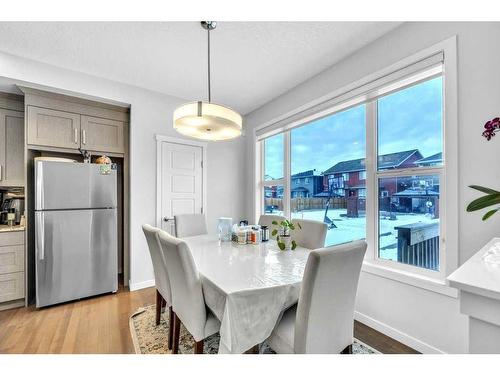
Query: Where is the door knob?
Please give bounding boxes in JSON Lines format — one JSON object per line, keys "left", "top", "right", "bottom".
{"left": 163, "top": 217, "right": 174, "bottom": 222}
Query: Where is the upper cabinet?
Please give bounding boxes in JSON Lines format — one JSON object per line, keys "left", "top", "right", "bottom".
{"left": 22, "top": 87, "right": 129, "bottom": 156}
{"left": 27, "top": 106, "right": 81, "bottom": 150}
{"left": 81, "top": 115, "right": 125, "bottom": 154}
{"left": 0, "top": 108, "right": 24, "bottom": 187}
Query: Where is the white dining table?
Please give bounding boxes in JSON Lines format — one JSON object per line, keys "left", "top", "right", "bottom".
{"left": 182, "top": 234, "right": 311, "bottom": 354}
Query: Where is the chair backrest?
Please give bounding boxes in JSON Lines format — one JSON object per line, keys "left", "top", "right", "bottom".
{"left": 142, "top": 224, "right": 172, "bottom": 305}
{"left": 175, "top": 214, "right": 208, "bottom": 238}
{"left": 157, "top": 230, "right": 207, "bottom": 341}
{"left": 294, "top": 240, "right": 367, "bottom": 354}
{"left": 258, "top": 214, "right": 286, "bottom": 230}
{"left": 291, "top": 218, "right": 327, "bottom": 250}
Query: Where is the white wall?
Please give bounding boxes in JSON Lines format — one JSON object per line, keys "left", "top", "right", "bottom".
{"left": 245, "top": 22, "right": 500, "bottom": 353}
{"left": 0, "top": 50, "right": 246, "bottom": 290}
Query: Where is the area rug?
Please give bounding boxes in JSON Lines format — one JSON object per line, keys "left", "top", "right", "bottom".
{"left": 129, "top": 305, "right": 379, "bottom": 354}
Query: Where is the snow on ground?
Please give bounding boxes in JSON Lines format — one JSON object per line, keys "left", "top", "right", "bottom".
{"left": 290, "top": 209, "right": 439, "bottom": 261}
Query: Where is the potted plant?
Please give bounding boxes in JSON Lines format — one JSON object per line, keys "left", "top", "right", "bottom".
{"left": 271, "top": 220, "right": 302, "bottom": 250}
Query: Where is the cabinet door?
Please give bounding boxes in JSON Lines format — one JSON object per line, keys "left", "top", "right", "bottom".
{"left": 0, "top": 272, "right": 24, "bottom": 303}
{"left": 81, "top": 115, "right": 125, "bottom": 154}
{"left": 0, "top": 109, "right": 24, "bottom": 186}
{"left": 27, "top": 106, "right": 80, "bottom": 149}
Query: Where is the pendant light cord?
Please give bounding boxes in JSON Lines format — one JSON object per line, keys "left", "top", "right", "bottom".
{"left": 207, "top": 26, "right": 211, "bottom": 102}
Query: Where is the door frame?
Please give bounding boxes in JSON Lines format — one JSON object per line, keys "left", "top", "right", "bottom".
{"left": 155, "top": 134, "right": 207, "bottom": 228}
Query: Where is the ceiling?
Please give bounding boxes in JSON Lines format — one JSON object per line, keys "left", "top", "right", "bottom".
{"left": 0, "top": 22, "right": 401, "bottom": 114}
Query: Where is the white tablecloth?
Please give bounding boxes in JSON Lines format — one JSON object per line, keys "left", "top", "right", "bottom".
{"left": 183, "top": 234, "right": 310, "bottom": 354}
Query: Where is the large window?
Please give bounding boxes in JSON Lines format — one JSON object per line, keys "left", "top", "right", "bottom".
{"left": 257, "top": 53, "right": 451, "bottom": 278}
{"left": 290, "top": 104, "right": 366, "bottom": 247}
{"left": 376, "top": 77, "right": 443, "bottom": 271}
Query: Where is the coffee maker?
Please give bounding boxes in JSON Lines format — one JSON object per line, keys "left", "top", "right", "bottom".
{"left": 0, "top": 196, "right": 25, "bottom": 225}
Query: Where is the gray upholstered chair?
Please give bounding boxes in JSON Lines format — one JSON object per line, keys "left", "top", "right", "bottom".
{"left": 157, "top": 230, "right": 220, "bottom": 354}
{"left": 142, "top": 224, "right": 174, "bottom": 349}
{"left": 175, "top": 213, "right": 208, "bottom": 238}
{"left": 291, "top": 218, "right": 328, "bottom": 250}
{"left": 258, "top": 214, "right": 286, "bottom": 230}
{"left": 266, "top": 240, "right": 367, "bottom": 354}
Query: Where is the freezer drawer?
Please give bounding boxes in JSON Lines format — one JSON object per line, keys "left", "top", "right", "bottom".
{"left": 35, "top": 209, "right": 117, "bottom": 307}
{"left": 35, "top": 160, "right": 117, "bottom": 210}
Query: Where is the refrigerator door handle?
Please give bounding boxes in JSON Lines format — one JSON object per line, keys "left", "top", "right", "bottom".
{"left": 36, "top": 212, "right": 45, "bottom": 260}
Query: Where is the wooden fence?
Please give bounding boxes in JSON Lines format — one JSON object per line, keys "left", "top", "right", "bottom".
{"left": 264, "top": 197, "right": 347, "bottom": 213}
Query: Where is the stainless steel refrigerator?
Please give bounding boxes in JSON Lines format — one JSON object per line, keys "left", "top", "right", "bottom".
{"left": 35, "top": 160, "right": 118, "bottom": 308}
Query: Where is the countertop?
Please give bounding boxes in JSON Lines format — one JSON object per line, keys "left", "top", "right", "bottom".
{"left": 447, "top": 237, "right": 500, "bottom": 300}
{"left": 0, "top": 225, "right": 25, "bottom": 233}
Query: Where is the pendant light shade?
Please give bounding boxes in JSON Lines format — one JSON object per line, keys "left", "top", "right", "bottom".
{"left": 173, "top": 21, "right": 243, "bottom": 141}
{"left": 173, "top": 101, "right": 242, "bottom": 141}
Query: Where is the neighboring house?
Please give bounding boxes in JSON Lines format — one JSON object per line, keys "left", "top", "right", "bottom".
{"left": 414, "top": 152, "right": 442, "bottom": 167}
{"left": 291, "top": 169, "right": 323, "bottom": 198}
{"left": 321, "top": 149, "right": 424, "bottom": 198}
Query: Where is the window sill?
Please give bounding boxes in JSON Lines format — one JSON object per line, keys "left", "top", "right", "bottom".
{"left": 361, "top": 260, "right": 458, "bottom": 298}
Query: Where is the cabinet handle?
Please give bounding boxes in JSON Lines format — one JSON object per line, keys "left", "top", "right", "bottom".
{"left": 74, "top": 128, "right": 78, "bottom": 144}
{"left": 0, "top": 165, "right": 2, "bottom": 181}
{"left": 82, "top": 129, "right": 86, "bottom": 145}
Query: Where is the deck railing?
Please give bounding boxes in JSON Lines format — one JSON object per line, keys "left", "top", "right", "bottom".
{"left": 395, "top": 222, "right": 439, "bottom": 271}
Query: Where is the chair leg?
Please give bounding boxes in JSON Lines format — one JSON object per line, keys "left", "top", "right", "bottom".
{"left": 341, "top": 344, "right": 353, "bottom": 354}
{"left": 172, "top": 313, "right": 181, "bottom": 354}
{"left": 155, "top": 290, "right": 162, "bottom": 325}
{"left": 167, "top": 306, "right": 174, "bottom": 350}
{"left": 194, "top": 340, "right": 204, "bottom": 354}
{"left": 244, "top": 345, "right": 259, "bottom": 354}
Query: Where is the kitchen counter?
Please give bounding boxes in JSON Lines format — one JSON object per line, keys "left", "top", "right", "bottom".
{"left": 0, "top": 225, "right": 25, "bottom": 233}
{"left": 447, "top": 237, "right": 500, "bottom": 353}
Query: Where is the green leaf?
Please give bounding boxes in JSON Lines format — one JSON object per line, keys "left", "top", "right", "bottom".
{"left": 482, "top": 209, "right": 499, "bottom": 221}
{"left": 271, "top": 229, "right": 278, "bottom": 237}
{"left": 271, "top": 220, "right": 278, "bottom": 225}
{"left": 466, "top": 194, "right": 500, "bottom": 212}
{"left": 469, "top": 185, "right": 500, "bottom": 195}
{"left": 278, "top": 241, "right": 285, "bottom": 250}
{"left": 280, "top": 221, "right": 286, "bottom": 227}
{"left": 291, "top": 240, "right": 297, "bottom": 250}
{"left": 289, "top": 224, "right": 295, "bottom": 230}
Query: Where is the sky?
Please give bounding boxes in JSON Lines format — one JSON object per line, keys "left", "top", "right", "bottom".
{"left": 264, "top": 76, "right": 443, "bottom": 179}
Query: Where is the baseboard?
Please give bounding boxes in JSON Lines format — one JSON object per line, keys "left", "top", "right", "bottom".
{"left": 354, "top": 311, "right": 446, "bottom": 354}
{"left": 129, "top": 279, "right": 155, "bottom": 291}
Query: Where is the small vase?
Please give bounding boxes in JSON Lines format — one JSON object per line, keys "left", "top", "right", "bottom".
{"left": 279, "top": 235, "right": 292, "bottom": 251}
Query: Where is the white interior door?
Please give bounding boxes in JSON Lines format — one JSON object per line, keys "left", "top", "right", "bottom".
{"left": 158, "top": 140, "right": 203, "bottom": 234}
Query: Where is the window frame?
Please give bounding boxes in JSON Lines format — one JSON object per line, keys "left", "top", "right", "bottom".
{"left": 255, "top": 37, "right": 457, "bottom": 291}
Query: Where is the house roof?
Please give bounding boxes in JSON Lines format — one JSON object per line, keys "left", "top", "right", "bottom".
{"left": 323, "top": 149, "right": 423, "bottom": 175}
{"left": 291, "top": 169, "right": 320, "bottom": 178}
{"left": 415, "top": 152, "right": 442, "bottom": 165}
{"left": 393, "top": 188, "right": 440, "bottom": 197}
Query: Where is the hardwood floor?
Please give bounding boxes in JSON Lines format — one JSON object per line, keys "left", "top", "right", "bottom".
{"left": 0, "top": 284, "right": 418, "bottom": 354}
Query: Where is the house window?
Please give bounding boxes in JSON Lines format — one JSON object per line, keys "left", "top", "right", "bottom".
{"left": 289, "top": 104, "right": 366, "bottom": 245}
{"left": 257, "top": 45, "right": 455, "bottom": 281}
{"left": 376, "top": 76, "right": 443, "bottom": 272}
{"left": 264, "top": 133, "right": 284, "bottom": 181}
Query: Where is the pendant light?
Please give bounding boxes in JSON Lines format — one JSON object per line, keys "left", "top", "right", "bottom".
{"left": 173, "top": 21, "right": 242, "bottom": 141}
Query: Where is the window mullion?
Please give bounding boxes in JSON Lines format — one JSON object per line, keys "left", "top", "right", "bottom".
{"left": 283, "top": 131, "right": 291, "bottom": 218}
{"left": 365, "top": 100, "right": 377, "bottom": 261}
